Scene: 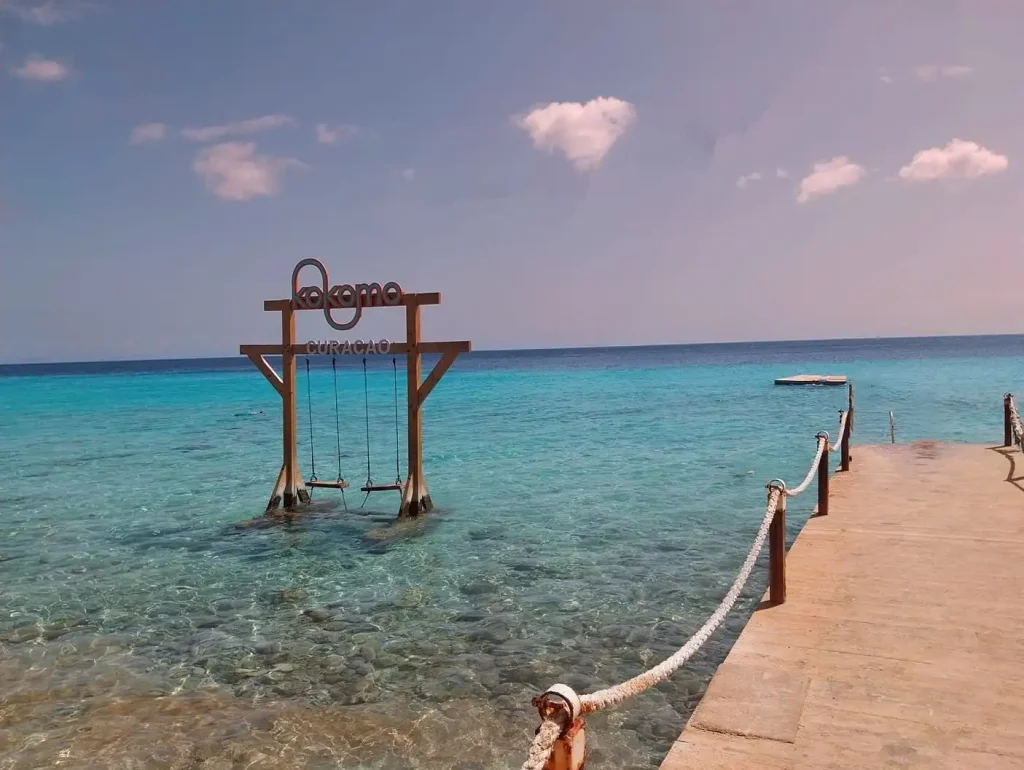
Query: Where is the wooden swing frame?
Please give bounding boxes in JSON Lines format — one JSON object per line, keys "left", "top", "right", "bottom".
{"left": 239, "top": 259, "right": 470, "bottom": 519}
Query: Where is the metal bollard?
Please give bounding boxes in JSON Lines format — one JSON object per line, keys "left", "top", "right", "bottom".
{"left": 1005, "top": 394, "right": 1013, "bottom": 447}
{"left": 839, "top": 410, "right": 851, "bottom": 472}
{"left": 767, "top": 482, "right": 786, "bottom": 605}
{"left": 816, "top": 432, "right": 830, "bottom": 516}
{"left": 533, "top": 685, "right": 586, "bottom": 770}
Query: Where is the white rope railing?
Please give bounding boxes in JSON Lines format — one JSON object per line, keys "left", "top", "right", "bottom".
{"left": 579, "top": 486, "right": 782, "bottom": 713}
{"left": 519, "top": 486, "right": 784, "bottom": 769}
{"left": 782, "top": 435, "right": 826, "bottom": 497}
{"left": 520, "top": 411, "right": 847, "bottom": 769}
{"left": 522, "top": 716, "right": 565, "bottom": 770}
{"left": 830, "top": 410, "right": 849, "bottom": 452}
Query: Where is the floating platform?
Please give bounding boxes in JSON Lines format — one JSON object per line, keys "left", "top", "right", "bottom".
{"left": 774, "top": 374, "right": 847, "bottom": 386}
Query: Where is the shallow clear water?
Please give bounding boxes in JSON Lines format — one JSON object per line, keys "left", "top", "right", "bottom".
{"left": 1, "top": 337, "right": 1021, "bottom": 769}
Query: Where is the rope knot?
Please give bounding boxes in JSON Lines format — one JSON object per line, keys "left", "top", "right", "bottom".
{"left": 766, "top": 479, "right": 786, "bottom": 493}
{"left": 816, "top": 431, "right": 830, "bottom": 442}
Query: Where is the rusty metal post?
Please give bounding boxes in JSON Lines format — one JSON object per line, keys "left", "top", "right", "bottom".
{"left": 533, "top": 685, "right": 586, "bottom": 770}
{"left": 1005, "top": 394, "right": 1013, "bottom": 447}
{"left": 545, "top": 720, "right": 586, "bottom": 770}
{"left": 816, "top": 433, "right": 829, "bottom": 516}
{"left": 840, "top": 410, "right": 851, "bottom": 472}
{"left": 847, "top": 382, "right": 854, "bottom": 464}
{"left": 768, "top": 484, "right": 786, "bottom": 605}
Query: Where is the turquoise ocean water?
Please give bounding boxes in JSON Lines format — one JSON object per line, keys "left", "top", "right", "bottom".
{"left": 1, "top": 336, "right": 1021, "bottom": 769}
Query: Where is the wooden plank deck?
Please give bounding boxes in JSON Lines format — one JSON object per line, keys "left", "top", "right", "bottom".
{"left": 660, "top": 442, "right": 1024, "bottom": 769}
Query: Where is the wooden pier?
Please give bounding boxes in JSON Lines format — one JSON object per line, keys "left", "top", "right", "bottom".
{"left": 660, "top": 441, "right": 1024, "bottom": 769}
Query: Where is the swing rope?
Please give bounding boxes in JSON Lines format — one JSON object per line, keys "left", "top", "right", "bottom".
{"left": 362, "top": 356, "right": 373, "bottom": 487}
{"left": 392, "top": 356, "right": 402, "bottom": 485}
{"left": 357, "top": 357, "right": 404, "bottom": 509}
{"left": 305, "top": 357, "right": 317, "bottom": 483}
{"left": 332, "top": 357, "right": 348, "bottom": 511}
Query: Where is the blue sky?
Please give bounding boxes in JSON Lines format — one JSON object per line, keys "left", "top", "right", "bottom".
{"left": 1, "top": 1, "right": 1021, "bottom": 363}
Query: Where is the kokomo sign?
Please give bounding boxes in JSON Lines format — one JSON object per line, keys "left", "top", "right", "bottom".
{"left": 291, "top": 257, "right": 404, "bottom": 331}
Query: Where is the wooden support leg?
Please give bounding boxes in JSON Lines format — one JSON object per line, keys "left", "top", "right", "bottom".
{"left": 266, "top": 465, "right": 287, "bottom": 512}
{"left": 399, "top": 473, "right": 432, "bottom": 518}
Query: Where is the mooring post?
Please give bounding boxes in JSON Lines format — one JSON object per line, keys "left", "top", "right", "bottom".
{"left": 1004, "top": 394, "right": 1013, "bottom": 447}
{"left": 840, "top": 409, "right": 851, "bottom": 472}
{"left": 847, "top": 382, "right": 855, "bottom": 464}
{"left": 768, "top": 485, "right": 786, "bottom": 605}
{"left": 889, "top": 410, "right": 895, "bottom": 444}
{"left": 544, "top": 720, "right": 586, "bottom": 770}
{"left": 816, "top": 432, "right": 830, "bottom": 516}
{"left": 533, "top": 686, "right": 586, "bottom": 770}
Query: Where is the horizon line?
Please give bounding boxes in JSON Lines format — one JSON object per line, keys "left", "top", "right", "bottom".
{"left": 3, "top": 331, "right": 1023, "bottom": 368}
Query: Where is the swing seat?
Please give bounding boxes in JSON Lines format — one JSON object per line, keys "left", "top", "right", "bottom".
{"left": 307, "top": 480, "right": 350, "bottom": 490}
{"left": 360, "top": 483, "right": 403, "bottom": 493}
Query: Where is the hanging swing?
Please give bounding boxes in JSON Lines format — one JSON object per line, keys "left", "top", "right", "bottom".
{"left": 303, "top": 357, "right": 350, "bottom": 506}
{"left": 359, "top": 355, "right": 404, "bottom": 498}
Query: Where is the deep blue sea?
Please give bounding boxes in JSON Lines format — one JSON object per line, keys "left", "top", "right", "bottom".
{"left": 1, "top": 336, "right": 1021, "bottom": 769}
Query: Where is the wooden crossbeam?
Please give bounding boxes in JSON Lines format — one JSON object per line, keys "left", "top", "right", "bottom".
{"left": 263, "top": 292, "right": 440, "bottom": 312}
{"left": 239, "top": 341, "right": 471, "bottom": 357}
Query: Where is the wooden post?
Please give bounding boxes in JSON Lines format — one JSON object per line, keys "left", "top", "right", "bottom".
{"left": 769, "top": 487, "right": 786, "bottom": 605}
{"left": 889, "top": 411, "right": 895, "bottom": 444}
{"left": 400, "top": 297, "right": 431, "bottom": 518}
{"left": 1005, "top": 394, "right": 1013, "bottom": 447}
{"left": 279, "top": 304, "right": 308, "bottom": 510}
{"left": 816, "top": 434, "right": 829, "bottom": 516}
{"left": 840, "top": 410, "right": 851, "bottom": 472}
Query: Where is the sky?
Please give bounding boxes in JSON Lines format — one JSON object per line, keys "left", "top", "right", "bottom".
{"left": 1, "top": 0, "right": 1022, "bottom": 363}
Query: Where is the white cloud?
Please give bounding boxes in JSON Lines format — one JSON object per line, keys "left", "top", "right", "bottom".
{"left": 181, "top": 114, "right": 295, "bottom": 142}
{"left": 776, "top": 167, "right": 790, "bottom": 179}
{"left": 516, "top": 96, "right": 636, "bottom": 172}
{"left": 736, "top": 172, "right": 762, "bottom": 189}
{"left": 129, "top": 122, "right": 168, "bottom": 146}
{"left": 880, "top": 74, "right": 893, "bottom": 84}
{"left": 13, "top": 55, "right": 70, "bottom": 82}
{"left": 315, "top": 123, "right": 358, "bottom": 145}
{"left": 897, "top": 138, "right": 1008, "bottom": 182}
{"left": 401, "top": 168, "right": 415, "bottom": 181}
{"left": 192, "top": 142, "right": 306, "bottom": 202}
{"left": 914, "top": 64, "right": 973, "bottom": 82}
{"left": 940, "top": 65, "right": 973, "bottom": 78}
{"left": 2, "top": 1, "right": 78, "bottom": 25}
{"left": 797, "top": 156, "right": 866, "bottom": 203}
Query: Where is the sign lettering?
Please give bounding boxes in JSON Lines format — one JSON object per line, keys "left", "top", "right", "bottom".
{"left": 306, "top": 339, "right": 392, "bottom": 355}
{"left": 291, "top": 258, "right": 403, "bottom": 331}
